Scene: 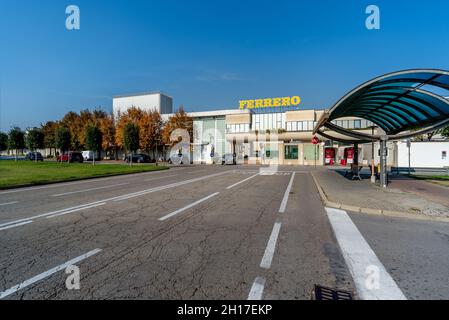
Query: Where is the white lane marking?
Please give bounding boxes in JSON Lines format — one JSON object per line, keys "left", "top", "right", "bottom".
{"left": 0, "top": 171, "right": 229, "bottom": 229}
{"left": 325, "top": 207, "right": 407, "bottom": 300}
{"left": 51, "top": 183, "right": 130, "bottom": 197}
{"left": 159, "top": 192, "right": 220, "bottom": 221}
{"left": 184, "top": 169, "right": 208, "bottom": 174}
{"left": 0, "top": 221, "right": 33, "bottom": 231}
{"left": 260, "top": 222, "right": 282, "bottom": 270}
{"left": 113, "top": 171, "right": 227, "bottom": 202}
{"left": 279, "top": 172, "right": 295, "bottom": 213}
{"left": 248, "top": 277, "right": 266, "bottom": 300}
{"left": 46, "top": 202, "right": 106, "bottom": 219}
{"left": 0, "top": 168, "right": 183, "bottom": 195}
{"left": 226, "top": 174, "right": 259, "bottom": 190}
{"left": 0, "top": 201, "right": 106, "bottom": 228}
{"left": 0, "top": 201, "right": 19, "bottom": 206}
{"left": 144, "top": 174, "right": 178, "bottom": 182}
{"left": 0, "top": 249, "right": 102, "bottom": 299}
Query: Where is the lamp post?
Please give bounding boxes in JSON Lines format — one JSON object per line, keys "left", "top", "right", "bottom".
{"left": 312, "top": 136, "right": 319, "bottom": 169}
{"left": 370, "top": 126, "right": 376, "bottom": 183}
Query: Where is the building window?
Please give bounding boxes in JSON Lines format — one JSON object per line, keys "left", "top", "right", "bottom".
{"left": 297, "top": 121, "right": 303, "bottom": 131}
{"left": 292, "top": 122, "right": 297, "bottom": 131}
{"left": 354, "top": 120, "right": 361, "bottom": 129}
{"left": 285, "top": 145, "right": 299, "bottom": 160}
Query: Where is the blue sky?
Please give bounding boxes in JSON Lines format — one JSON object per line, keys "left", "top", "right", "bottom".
{"left": 1, "top": 0, "right": 449, "bottom": 131}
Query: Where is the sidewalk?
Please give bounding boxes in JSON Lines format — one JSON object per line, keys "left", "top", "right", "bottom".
{"left": 312, "top": 168, "right": 449, "bottom": 221}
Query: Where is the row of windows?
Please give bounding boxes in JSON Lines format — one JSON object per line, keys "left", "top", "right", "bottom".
{"left": 286, "top": 121, "right": 317, "bottom": 132}
{"left": 227, "top": 119, "right": 374, "bottom": 133}
{"left": 253, "top": 113, "right": 285, "bottom": 131}
{"left": 331, "top": 119, "right": 375, "bottom": 129}
{"left": 226, "top": 124, "right": 250, "bottom": 133}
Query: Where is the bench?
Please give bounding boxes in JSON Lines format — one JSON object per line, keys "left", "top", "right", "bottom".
{"left": 344, "top": 164, "right": 363, "bottom": 180}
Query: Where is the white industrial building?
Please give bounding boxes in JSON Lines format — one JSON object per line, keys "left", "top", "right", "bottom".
{"left": 113, "top": 92, "right": 173, "bottom": 118}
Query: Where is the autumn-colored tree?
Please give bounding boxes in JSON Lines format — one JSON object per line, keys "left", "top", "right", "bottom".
{"left": 98, "top": 114, "right": 116, "bottom": 158}
{"left": 115, "top": 107, "right": 144, "bottom": 149}
{"left": 60, "top": 111, "right": 82, "bottom": 150}
{"left": 59, "top": 109, "right": 109, "bottom": 150}
{"left": 139, "top": 111, "right": 163, "bottom": 159}
{"left": 162, "top": 106, "right": 193, "bottom": 147}
{"left": 41, "top": 121, "right": 59, "bottom": 156}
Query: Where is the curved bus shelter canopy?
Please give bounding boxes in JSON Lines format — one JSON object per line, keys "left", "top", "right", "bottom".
{"left": 314, "top": 69, "right": 449, "bottom": 143}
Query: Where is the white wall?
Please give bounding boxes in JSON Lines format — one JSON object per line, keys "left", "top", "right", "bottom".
{"left": 397, "top": 141, "right": 449, "bottom": 168}
{"left": 113, "top": 93, "right": 173, "bottom": 118}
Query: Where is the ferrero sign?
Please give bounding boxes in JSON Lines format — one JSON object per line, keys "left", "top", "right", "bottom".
{"left": 239, "top": 96, "right": 301, "bottom": 110}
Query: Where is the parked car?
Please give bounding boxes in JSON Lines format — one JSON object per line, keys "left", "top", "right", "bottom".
{"left": 25, "top": 152, "right": 44, "bottom": 162}
{"left": 222, "top": 153, "right": 236, "bottom": 165}
{"left": 82, "top": 151, "right": 100, "bottom": 161}
{"left": 57, "top": 152, "right": 84, "bottom": 163}
{"left": 124, "top": 153, "right": 151, "bottom": 163}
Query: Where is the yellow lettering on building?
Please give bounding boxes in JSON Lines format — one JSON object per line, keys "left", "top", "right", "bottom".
{"left": 291, "top": 96, "right": 301, "bottom": 106}
{"left": 264, "top": 98, "right": 272, "bottom": 107}
{"left": 238, "top": 96, "right": 301, "bottom": 109}
{"left": 281, "top": 97, "right": 291, "bottom": 107}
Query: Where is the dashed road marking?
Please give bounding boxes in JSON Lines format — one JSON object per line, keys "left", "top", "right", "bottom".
{"left": 226, "top": 174, "right": 259, "bottom": 190}
{"left": 46, "top": 202, "right": 107, "bottom": 219}
{"left": 0, "top": 220, "right": 33, "bottom": 231}
{"left": 279, "top": 172, "right": 295, "bottom": 213}
{"left": 248, "top": 277, "right": 266, "bottom": 300}
{"left": 0, "top": 201, "right": 19, "bottom": 207}
{"left": 0, "top": 248, "right": 102, "bottom": 299}
{"left": 159, "top": 192, "right": 220, "bottom": 221}
{"left": 51, "top": 183, "right": 130, "bottom": 197}
{"left": 260, "top": 222, "right": 282, "bottom": 270}
{"left": 0, "top": 171, "right": 228, "bottom": 230}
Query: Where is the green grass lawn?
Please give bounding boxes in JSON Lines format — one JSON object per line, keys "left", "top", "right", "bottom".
{"left": 414, "top": 175, "right": 449, "bottom": 180}
{"left": 413, "top": 175, "right": 449, "bottom": 187}
{"left": 0, "top": 161, "right": 169, "bottom": 189}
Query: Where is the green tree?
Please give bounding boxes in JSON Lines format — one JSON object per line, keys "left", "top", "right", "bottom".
{"left": 8, "top": 127, "right": 25, "bottom": 161}
{"left": 123, "top": 123, "right": 140, "bottom": 166}
{"left": 55, "top": 127, "right": 71, "bottom": 162}
{"left": 84, "top": 124, "right": 103, "bottom": 166}
{"left": 25, "top": 128, "right": 45, "bottom": 161}
{"left": 41, "top": 121, "right": 59, "bottom": 156}
{"left": 0, "top": 132, "right": 8, "bottom": 152}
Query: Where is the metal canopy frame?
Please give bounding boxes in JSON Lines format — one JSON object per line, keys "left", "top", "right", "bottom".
{"left": 313, "top": 69, "right": 449, "bottom": 188}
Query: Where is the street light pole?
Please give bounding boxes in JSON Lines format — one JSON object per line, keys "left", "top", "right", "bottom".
{"left": 407, "top": 139, "right": 411, "bottom": 176}
{"left": 380, "top": 136, "right": 388, "bottom": 188}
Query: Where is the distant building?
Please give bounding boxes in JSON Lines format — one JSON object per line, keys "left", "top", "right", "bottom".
{"left": 112, "top": 92, "right": 173, "bottom": 118}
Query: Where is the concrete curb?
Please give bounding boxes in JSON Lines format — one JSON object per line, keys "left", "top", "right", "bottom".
{"left": 310, "top": 172, "right": 449, "bottom": 224}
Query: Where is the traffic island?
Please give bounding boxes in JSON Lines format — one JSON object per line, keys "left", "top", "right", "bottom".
{"left": 311, "top": 169, "right": 449, "bottom": 223}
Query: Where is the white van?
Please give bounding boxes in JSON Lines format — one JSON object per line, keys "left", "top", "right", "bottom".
{"left": 82, "top": 151, "right": 98, "bottom": 161}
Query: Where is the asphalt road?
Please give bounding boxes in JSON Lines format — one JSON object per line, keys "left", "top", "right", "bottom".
{"left": 0, "top": 165, "right": 448, "bottom": 300}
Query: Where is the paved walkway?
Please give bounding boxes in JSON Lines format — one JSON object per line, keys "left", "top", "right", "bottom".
{"left": 313, "top": 168, "right": 449, "bottom": 219}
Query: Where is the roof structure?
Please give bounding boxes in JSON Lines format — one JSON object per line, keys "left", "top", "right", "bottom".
{"left": 314, "top": 69, "right": 449, "bottom": 142}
